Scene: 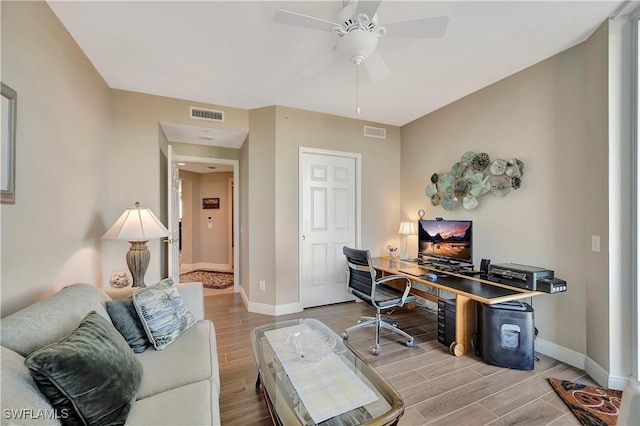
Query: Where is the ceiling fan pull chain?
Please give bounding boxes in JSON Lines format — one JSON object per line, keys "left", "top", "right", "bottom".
{"left": 356, "top": 62, "right": 361, "bottom": 115}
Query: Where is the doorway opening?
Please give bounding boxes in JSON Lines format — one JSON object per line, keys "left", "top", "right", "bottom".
{"left": 174, "top": 156, "right": 240, "bottom": 295}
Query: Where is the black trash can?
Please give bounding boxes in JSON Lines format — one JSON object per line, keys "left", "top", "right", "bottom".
{"left": 481, "top": 301, "right": 535, "bottom": 370}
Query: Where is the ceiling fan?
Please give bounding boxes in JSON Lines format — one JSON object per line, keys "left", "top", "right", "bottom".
{"left": 273, "top": 0, "right": 449, "bottom": 81}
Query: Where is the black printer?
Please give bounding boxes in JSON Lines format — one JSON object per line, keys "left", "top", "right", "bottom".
{"left": 488, "top": 263, "right": 554, "bottom": 291}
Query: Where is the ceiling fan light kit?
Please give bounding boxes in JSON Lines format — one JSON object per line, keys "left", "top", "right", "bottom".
{"left": 336, "top": 26, "right": 384, "bottom": 65}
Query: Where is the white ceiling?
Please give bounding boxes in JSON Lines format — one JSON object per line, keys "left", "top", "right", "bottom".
{"left": 160, "top": 122, "right": 248, "bottom": 148}
{"left": 178, "top": 162, "right": 234, "bottom": 174}
{"left": 48, "top": 1, "right": 632, "bottom": 127}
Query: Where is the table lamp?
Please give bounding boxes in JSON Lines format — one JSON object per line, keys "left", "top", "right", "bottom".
{"left": 398, "top": 221, "right": 416, "bottom": 260}
{"left": 103, "top": 202, "right": 169, "bottom": 287}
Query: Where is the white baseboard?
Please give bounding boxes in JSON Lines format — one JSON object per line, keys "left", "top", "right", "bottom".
{"left": 535, "top": 337, "right": 586, "bottom": 370}
{"left": 604, "top": 371, "right": 630, "bottom": 391}
{"left": 239, "top": 286, "right": 303, "bottom": 316}
{"left": 585, "top": 356, "right": 611, "bottom": 387}
{"left": 181, "top": 262, "right": 231, "bottom": 272}
{"left": 536, "top": 338, "right": 632, "bottom": 390}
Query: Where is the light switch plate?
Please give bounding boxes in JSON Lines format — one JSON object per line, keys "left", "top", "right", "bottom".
{"left": 591, "top": 235, "right": 600, "bottom": 252}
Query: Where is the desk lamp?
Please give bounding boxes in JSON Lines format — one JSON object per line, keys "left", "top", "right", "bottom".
{"left": 103, "top": 202, "right": 169, "bottom": 287}
{"left": 398, "top": 222, "right": 416, "bottom": 261}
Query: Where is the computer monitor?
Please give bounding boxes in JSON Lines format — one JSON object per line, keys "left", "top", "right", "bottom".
{"left": 418, "top": 219, "right": 473, "bottom": 264}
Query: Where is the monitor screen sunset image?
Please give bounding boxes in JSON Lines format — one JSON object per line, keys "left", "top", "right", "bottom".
{"left": 418, "top": 220, "right": 473, "bottom": 263}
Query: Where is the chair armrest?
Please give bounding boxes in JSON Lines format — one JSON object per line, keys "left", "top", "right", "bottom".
{"left": 373, "top": 275, "right": 412, "bottom": 306}
{"left": 105, "top": 282, "right": 205, "bottom": 321}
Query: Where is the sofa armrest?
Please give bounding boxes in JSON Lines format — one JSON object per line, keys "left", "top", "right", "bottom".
{"left": 104, "top": 282, "right": 205, "bottom": 321}
{"left": 177, "top": 282, "right": 205, "bottom": 321}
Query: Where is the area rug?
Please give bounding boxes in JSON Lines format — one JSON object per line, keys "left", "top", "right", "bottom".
{"left": 179, "top": 270, "right": 234, "bottom": 289}
{"left": 548, "top": 378, "right": 623, "bottom": 426}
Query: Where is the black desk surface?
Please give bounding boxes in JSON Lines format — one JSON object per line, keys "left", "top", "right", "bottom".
{"left": 372, "top": 257, "right": 541, "bottom": 304}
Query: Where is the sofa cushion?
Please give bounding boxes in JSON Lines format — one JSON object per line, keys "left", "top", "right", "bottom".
{"left": 0, "top": 346, "right": 61, "bottom": 425}
{"left": 24, "top": 312, "right": 143, "bottom": 426}
{"left": 1, "top": 283, "right": 112, "bottom": 357}
{"left": 133, "top": 278, "right": 195, "bottom": 350}
{"left": 106, "top": 298, "right": 151, "bottom": 353}
{"left": 135, "top": 320, "right": 220, "bottom": 399}
{"left": 126, "top": 380, "right": 219, "bottom": 426}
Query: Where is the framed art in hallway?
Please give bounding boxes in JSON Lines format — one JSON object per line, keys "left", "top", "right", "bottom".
{"left": 202, "top": 197, "right": 219, "bottom": 209}
{"left": 1, "top": 82, "right": 16, "bottom": 204}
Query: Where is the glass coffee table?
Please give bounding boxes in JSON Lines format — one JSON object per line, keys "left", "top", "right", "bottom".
{"left": 250, "top": 318, "right": 404, "bottom": 425}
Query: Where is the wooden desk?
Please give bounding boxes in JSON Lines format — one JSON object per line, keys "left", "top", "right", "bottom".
{"left": 372, "top": 257, "right": 543, "bottom": 356}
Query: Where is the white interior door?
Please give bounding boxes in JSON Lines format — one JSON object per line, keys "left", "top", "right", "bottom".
{"left": 167, "top": 145, "right": 180, "bottom": 284}
{"left": 300, "top": 149, "right": 359, "bottom": 308}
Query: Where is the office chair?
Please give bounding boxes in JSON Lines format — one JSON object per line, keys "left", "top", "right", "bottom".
{"left": 342, "top": 246, "right": 416, "bottom": 356}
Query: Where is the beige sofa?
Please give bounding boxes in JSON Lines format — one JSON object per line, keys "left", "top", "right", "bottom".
{"left": 0, "top": 282, "right": 220, "bottom": 425}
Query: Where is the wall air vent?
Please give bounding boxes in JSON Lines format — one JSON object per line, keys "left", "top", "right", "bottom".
{"left": 190, "top": 107, "right": 224, "bottom": 123}
{"left": 363, "top": 125, "right": 386, "bottom": 139}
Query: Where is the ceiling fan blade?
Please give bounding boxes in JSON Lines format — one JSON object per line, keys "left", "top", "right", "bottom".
{"left": 355, "top": 0, "right": 383, "bottom": 20}
{"left": 273, "top": 10, "right": 340, "bottom": 32}
{"left": 300, "top": 50, "right": 339, "bottom": 76}
{"left": 384, "top": 15, "right": 450, "bottom": 38}
{"left": 362, "top": 50, "right": 390, "bottom": 81}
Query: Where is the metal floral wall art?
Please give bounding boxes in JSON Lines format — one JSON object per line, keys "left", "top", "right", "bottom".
{"left": 425, "top": 151, "right": 524, "bottom": 211}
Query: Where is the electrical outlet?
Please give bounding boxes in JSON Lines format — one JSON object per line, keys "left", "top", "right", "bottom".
{"left": 591, "top": 235, "right": 600, "bottom": 252}
{"left": 259, "top": 280, "right": 266, "bottom": 291}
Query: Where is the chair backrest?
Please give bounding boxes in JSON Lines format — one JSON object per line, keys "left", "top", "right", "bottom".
{"left": 343, "top": 246, "right": 377, "bottom": 298}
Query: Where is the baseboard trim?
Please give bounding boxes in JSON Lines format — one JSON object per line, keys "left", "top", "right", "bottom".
{"left": 584, "top": 358, "right": 630, "bottom": 390}
{"left": 535, "top": 338, "right": 633, "bottom": 390}
{"left": 535, "top": 338, "right": 586, "bottom": 369}
{"left": 239, "top": 287, "right": 303, "bottom": 316}
{"left": 181, "top": 262, "right": 231, "bottom": 272}
{"left": 584, "top": 356, "right": 610, "bottom": 387}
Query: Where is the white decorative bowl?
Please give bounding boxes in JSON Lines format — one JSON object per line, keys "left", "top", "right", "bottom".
{"left": 285, "top": 330, "right": 336, "bottom": 363}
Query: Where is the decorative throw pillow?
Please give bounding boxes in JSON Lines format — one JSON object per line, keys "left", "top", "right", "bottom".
{"left": 24, "top": 311, "right": 143, "bottom": 426}
{"left": 106, "top": 298, "right": 151, "bottom": 353}
{"left": 132, "top": 278, "right": 196, "bottom": 350}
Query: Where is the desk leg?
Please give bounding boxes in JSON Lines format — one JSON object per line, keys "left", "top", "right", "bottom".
{"left": 453, "top": 295, "right": 476, "bottom": 356}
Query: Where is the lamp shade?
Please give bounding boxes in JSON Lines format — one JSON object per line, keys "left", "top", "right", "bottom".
{"left": 398, "top": 222, "right": 416, "bottom": 236}
{"left": 103, "top": 202, "right": 169, "bottom": 242}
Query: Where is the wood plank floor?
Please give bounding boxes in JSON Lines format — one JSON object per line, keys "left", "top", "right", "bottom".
{"left": 206, "top": 293, "right": 594, "bottom": 426}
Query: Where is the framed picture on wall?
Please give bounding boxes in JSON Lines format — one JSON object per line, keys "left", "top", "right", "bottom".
{"left": 203, "top": 197, "right": 220, "bottom": 209}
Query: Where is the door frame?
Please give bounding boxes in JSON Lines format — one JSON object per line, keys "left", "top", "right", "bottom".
{"left": 298, "top": 147, "right": 362, "bottom": 306}
{"left": 172, "top": 154, "right": 240, "bottom": 293}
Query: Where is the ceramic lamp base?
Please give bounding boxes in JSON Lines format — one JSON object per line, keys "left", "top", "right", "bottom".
{"left": 126, "top": 240, "right": 150, "bottom": 287}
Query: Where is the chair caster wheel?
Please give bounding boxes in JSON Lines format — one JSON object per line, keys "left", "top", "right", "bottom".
{"left": 449, "top": 342, "right": 464, "bottom": 357}
{"left": 406, "top": 340, "right": 414, "bottom": 348}
{"left": 342, "top": 332, "right": 349, "bottom": 340}
{"left": 372, "top": 347, "right": 380, "bottom": 356}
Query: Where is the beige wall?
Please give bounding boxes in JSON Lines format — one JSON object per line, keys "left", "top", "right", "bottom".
{"left": 198, "top": 172, "right": 232, "bottom": 265}
{"left": 179, "top": 172, "right": 196, "bottom": 266}
{"left": 106, "top": 90, "right": 248, "bottom": 286}
{"left": 273, "top": 107, "right": 402, "bottom": 306}
{"left": 1, "top": 1, "right": 111, "bottom": 314}
{"left": 179, "top": 170, "right": 232, "bottom": 268}
{"left": 400, "top": 22, "right": 619, "bottom": 368}
{"left": 584, "top": 22, "right": 611, "bottom": 373}
{"left": 245, "top": 107, "right": 277, "bottom": 304}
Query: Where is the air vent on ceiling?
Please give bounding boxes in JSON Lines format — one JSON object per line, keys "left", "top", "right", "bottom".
{"left": 363, "top": 125, "right": 386, "bottom": 139}
{"left": 190, "top": 107, "right": 224, "bottom": 123}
